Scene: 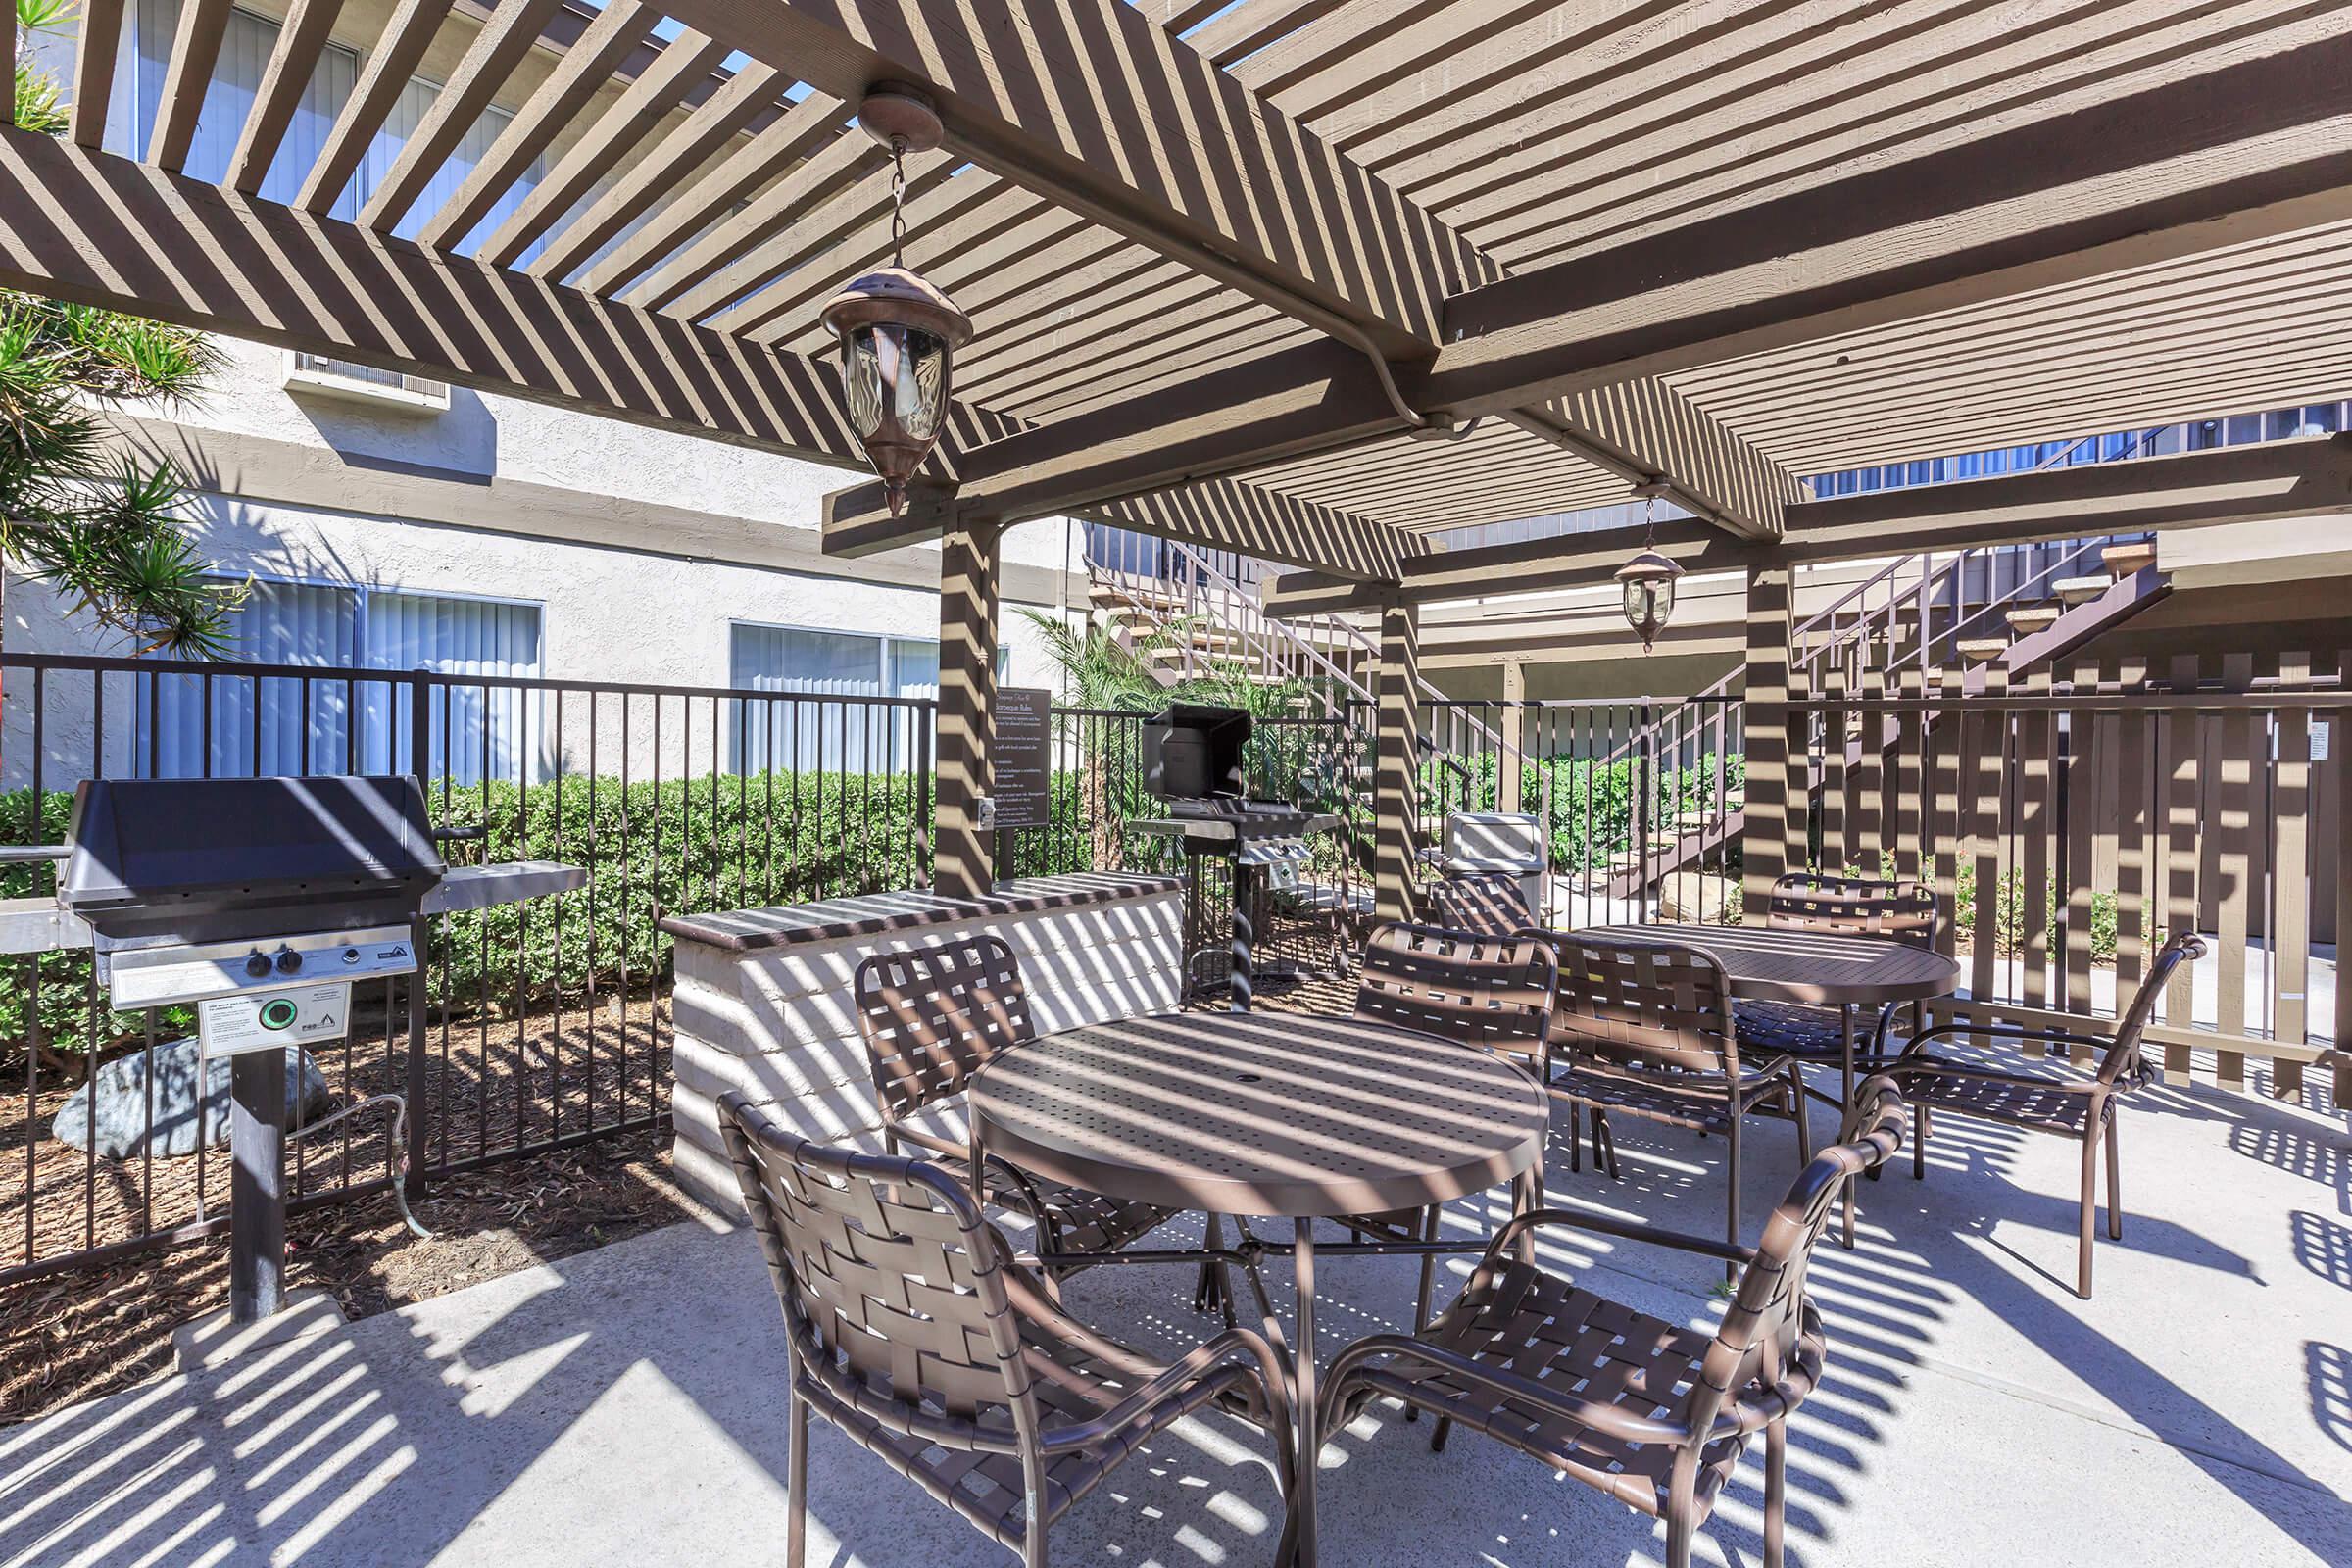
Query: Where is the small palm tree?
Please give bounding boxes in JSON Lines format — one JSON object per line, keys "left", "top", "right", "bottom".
{"left": 3, "top": 0, "right": 239, "bottom": 656}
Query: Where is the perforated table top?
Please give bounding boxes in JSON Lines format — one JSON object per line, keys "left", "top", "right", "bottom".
{"left": 969, "top": 1012, "right": 1548, "bottom": 1218}
{"left": 1580, "top": 923, "right": 1963, "bottom": 1006}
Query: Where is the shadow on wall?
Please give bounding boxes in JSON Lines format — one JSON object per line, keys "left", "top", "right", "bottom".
{"left": 290, "top": 382, "right": 502, "bottom": 482}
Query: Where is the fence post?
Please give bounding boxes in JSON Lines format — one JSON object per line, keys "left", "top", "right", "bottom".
{"left": 406, "top": 668, "right": 431, "bottom": 1199}
{"left": 1638, "top": 699, "right": 1655, "bottom": 923}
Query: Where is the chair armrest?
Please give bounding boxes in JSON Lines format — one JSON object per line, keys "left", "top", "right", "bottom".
{"left": 1004, "top": 1267, "right": 1165, "bottom": 1383}
{"left": 1487, "top": 1205, "right": 1756, "bottom": 1268}
{"left": 1896, "top": 1022, "right": 2113, "bottom": 1059}
{"left": 1711, "top": 1302, "right": 1827, "bottom": 1438}
{"left": 1894, "top": 1058, "right": 2105, "bottom": 1096}
{"left": 1038, "top": 1327, "right": 1296, "bottom": 1457}
{"left": 1323, "top": 1333, "right": 1690, "bottom": 1447}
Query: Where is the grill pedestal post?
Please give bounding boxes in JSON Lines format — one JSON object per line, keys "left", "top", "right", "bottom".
{"left": 229, "top": 1051, "right": 287, "bottom": 1324}
{"left": 1229, "top": 861, "right": 1257, "bottom": 1014}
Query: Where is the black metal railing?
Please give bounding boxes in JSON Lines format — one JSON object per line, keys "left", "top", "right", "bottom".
{"left": 0, "top": 652, "right": 1359, "bottom": 1283}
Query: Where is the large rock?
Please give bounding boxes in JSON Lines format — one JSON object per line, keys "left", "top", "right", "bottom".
{"left": 51, "top": 1041, "right": 333, "bottom": 1159}
{"left": 1658, "top": 870, "right": 1741, "bottom": 926}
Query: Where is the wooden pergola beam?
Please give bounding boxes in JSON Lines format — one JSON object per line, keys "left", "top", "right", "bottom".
{"left": 1262, "top": 515, "right": 1747, "bottom": 616}
{"left": 1430, "top": 31, "right": 2352, "bottom": 415}
{"left": 926, "top": 29, "right": 2352, "bottom": 534}
{"left": 0, "top": 128, "right": 943, "bottom": 474}
{"left": 224, "top": 0, "right": 341, "bottom": 194}
{"left": 824, "top": 469, "right": 1415, "bottom": 583}
{"left": 1780, "top": 433, "right": 2352, "bottom": 563}
{"left": 147, "top": 0, "right": 234, "bottom": 172}
{"left": 296, "top": 0, "right": 456, "bottom": 214}
{"left": 67, "top": 0, "right": 124, "bottom": 148}
{"left": 360, "top": 0, "right": 564, "bottom": 234}
{"left": 654, "top": 0, "right": 1485, "bottom": 357}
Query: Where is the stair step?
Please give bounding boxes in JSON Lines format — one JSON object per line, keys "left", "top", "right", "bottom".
{"left": 2005, "top": 606, "right": 2063, "bottom": 635}
{"left": 1957, "top": 637, "right": 2010, "bottom": 663}
{"left": 2100, "top": 541, "right": 2158, "bottom": 575}
{"left": 2051, "top": 575, "right": 2113, "bottom": 605}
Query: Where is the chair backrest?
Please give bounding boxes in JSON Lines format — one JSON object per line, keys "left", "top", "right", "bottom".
{"left": 718, "top": 1093, "right": 1041, "bottom": 1437}
{"left": 2099, "top": 930, "right": 2209, "bottom": 1087}
{"left": 1766, "top": 871, "right": 1936, "bottom": 944}
{"left": 1354, "top": 921, "right": 1557, "bottom": 1067}
{"left": 853, "top": 936, "right": 1035, "bottom": 1125}
{"left": 1532, "top": 929, "right": 1738, "bottom": 1076}
{"left": 1685, "top": 1074, "right": 1907, "bottom": 1438}
{"left": 1420, "top": 871, "right": 1534, "bottom": 938}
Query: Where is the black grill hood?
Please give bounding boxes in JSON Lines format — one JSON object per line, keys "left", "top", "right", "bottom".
{"left": 59, "top": 776, "right": 445, "bottom": 947}
{"left": 1142, "top": 703, "right": 1250, "bottom": 799}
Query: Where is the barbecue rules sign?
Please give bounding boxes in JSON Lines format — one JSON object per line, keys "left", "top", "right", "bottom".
{"left": 994, "top": 687, "right": 1054, "bottom": 832}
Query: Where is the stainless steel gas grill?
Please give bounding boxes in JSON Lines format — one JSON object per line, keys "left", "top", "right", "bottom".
{"left": 1127, "top": 705, "right": 1339, "bottom": 1011}
{"left": 57, "top": 776, "right": 446, "bottom": 1323}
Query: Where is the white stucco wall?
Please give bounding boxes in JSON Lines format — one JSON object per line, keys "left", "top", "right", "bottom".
{"left": 3, "top": 340, "right": 1086, "bottom": 792}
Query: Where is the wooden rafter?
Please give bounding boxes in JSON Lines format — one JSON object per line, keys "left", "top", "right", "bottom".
{"left": 522, "top": 56, "right": 796, "bottom": 282}
{"left": 654, "top": 0, "right": 1488, "bottom": 354}
{"left": 67, "top": 0, "right": 126, "bottom": 148}
{"left": 575, "top": 92, "right": 851, "bottom": 296}
{"left": 358, "top": 0, "right": 564, "bottom": 234}
{"left": 477, "top": 24, "right": 736, "bottom": 269}
{"left": 224, "top": 0, "right": 341, "bottom": 193}
{"left": 0, "top": 128, "right": 923, "bottom": 475}
{"left": 297, "top": 0, "right": 455, "bottom": 214}
{"left": 146, "top": 0, "right": 233, "bottom": 172}
{"left": 416, "top": 0, "right": 657, "bottom": 252}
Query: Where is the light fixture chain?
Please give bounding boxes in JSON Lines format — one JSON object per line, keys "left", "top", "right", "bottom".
{"left": 889, "top": 137, "right": 909, "bottom": 267}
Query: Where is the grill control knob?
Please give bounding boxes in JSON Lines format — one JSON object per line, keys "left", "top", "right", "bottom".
{"left": 244, "top": 952, "right": 273, "bottom": 978}
{"left": 274, "top": 949, "right": 303, "bottom": 975}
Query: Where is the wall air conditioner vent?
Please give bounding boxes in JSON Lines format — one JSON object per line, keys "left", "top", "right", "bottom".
{"left": 284, "top": 351, "right": 452, "bottom": 412}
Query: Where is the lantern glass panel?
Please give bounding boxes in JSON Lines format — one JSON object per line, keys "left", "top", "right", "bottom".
{"left": 843, "top": 327, "right": 884, "bottom": 439}
{"left": 894, "top": 326, "right": 950, "bottom": 444}
{"left": 1653, "top": 574, "right": 1676, "bottom": 622}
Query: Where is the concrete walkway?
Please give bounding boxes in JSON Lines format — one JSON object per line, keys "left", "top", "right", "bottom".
{"left": 3, "top": 1064, "right": 2348, "bottom": 1567}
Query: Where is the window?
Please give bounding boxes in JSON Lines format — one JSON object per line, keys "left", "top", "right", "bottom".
{"left": 728, "top": 623, "right": 1004, "bottom": 774}
{"left": 137, "top": 582, "right": 544, "bottom": 784}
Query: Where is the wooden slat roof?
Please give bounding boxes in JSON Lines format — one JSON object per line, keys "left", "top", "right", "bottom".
{"left": 6, "top": 0, "right": 2349, "bottom": 576}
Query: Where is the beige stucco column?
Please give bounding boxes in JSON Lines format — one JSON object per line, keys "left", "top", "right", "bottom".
{"left": 936, "top": 519, "right": 1002, "bottom": 902}
{"left": 1740, "top": 562, "right": 1800, "bottom": 921}
{"left": 1374, "top": 596, "right": 1421, "bottom": 924}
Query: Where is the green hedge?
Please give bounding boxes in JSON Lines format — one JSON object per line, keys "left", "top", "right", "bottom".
{"left": 1420, "top": 750, "right": 1746, "bottom": 873}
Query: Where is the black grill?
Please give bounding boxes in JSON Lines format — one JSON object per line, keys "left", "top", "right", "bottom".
{"left": 60, "top": 775, "right": 445, "bottom": 953}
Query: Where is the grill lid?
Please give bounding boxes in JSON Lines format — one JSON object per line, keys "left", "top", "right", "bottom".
{"left": 1142, "top": 703, "right": 1251, "bottom": 799}
{"left": 60, "top": 776, "right": 445, "bottom": 946}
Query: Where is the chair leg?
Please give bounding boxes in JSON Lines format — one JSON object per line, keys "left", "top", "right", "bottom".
{"left": 787, "top": 1393, "right": 808, "bottom": 1568}
{"left": 2077, "top": 1130, "right": 2099, "bottom": 1299}
{"left": 1788, "top": 1066, "right": 1814, "bottom": 1164}
{"left": 1912, "top": 1100, "right": 1926, "bottom": 1180}
{"left": 1595, "top": 1111, "right": 1620, "bottom": 1180}
{"left": 1725, "top": 1115, "right": 1743, "bottom": 1285}
{"left": 1430, "top": 1412, "right": 1452, "bottom": 1453}
{"left": 1413, "top": 1202, "right": 1440, "bottom": 1330}
{"left": 2105, "top": 1117, "right": 2124, "bottom": 1241}
{"left": 1764, "top": 1415, "right": 1788, "bottom": 1568}
{"left": 1569, "top": 1100, "right": 1582, "bottom": 1174}
{"left": 1665, "top": 1506, "right": 1694, "bottom": 1568}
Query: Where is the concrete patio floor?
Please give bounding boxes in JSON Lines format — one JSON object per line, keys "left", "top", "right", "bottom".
{"left": 3, "top": 1055, "right": 2348, "bottom": 1567}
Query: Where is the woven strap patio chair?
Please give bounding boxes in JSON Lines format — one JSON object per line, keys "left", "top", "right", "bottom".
{"left": 1736, "top": 872, "right": 1940, "bottom": 1103}
{"left": 1316, "top": 1077, "right": 1907, "bottom": 1568}
{"left": 718, "top": 1096, "right": 1298, "bottom": 1568}
{"left": 1889, "top": 929, "right": 2206, "bottom": 1298}
{"left": 1417, "top": 871, "right": 1536, "bottom": 939}
{"left": 854, "top": 937, "right": 1176, "bottom": 1278}
{"left": 1348, "top": 921, "right": 1558, "bottom": 1333}
{"left": 1530, "top": 929, "right": 1812, "bottom": 1277}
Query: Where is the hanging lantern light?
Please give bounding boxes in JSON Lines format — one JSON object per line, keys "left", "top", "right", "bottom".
{"left": 1616, "top": 492, "right": 1683, "bottom": 653}
{"left": 819, "top": 86, "right": 971, "bottom": 517}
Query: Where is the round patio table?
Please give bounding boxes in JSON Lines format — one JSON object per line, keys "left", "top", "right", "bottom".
{"left": 969, "top": 1009, "right": 1549, "bottom": 1568}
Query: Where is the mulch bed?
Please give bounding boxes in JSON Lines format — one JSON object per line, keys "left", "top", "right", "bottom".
{"left": 0, "top": 1124, "right": 708, "bottom": 1427}
{"left": 0, "top": 995, "right": 672, "bottom": 1275}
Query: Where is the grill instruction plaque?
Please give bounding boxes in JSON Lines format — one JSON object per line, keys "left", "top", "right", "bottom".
{"left": 994, "top": 686, "right": 1054, "bottom": 832}
{"left": 199, "top": 983, "right": 353, "bottom": 1058}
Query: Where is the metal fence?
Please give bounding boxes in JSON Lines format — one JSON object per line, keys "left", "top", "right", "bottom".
{"left": 0, "top": 652, "right": 1357, "bottom": 1283}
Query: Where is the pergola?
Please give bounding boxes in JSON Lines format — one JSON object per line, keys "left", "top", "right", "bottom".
{"left": 6, "top": 0, "right": 2350, "bottom": 912}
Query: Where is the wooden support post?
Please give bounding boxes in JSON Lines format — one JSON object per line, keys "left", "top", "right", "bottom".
{"left": 936, "top": 520, "right": 1002, "bottom": 903}
{"left": 1374, "top": 598, "right": 1420, "bottom": 926}
{"left": 1741, "top": 564, "right": 1797, "bottom": 923}
{"left": 1500, "top": 661, "right": 1526, "bottom": 814}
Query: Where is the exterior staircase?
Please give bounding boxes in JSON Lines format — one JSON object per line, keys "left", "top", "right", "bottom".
{"left": 1597, "top": 533, "right": 2173, "bottom": 901}
{"left": 1084, "top": 529, "right": 1551, "bottom": 849}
